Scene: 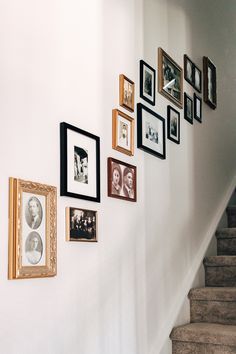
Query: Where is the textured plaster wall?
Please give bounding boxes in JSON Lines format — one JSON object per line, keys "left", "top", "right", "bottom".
{"left": 0, "top": 1, "right": 236, "bottom": 354}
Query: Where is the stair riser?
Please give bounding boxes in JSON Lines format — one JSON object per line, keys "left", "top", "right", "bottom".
{"left": 205, "top": 266, "right": 236, "bottom": 287}
{"left": 217, "top": 238, "right": 236, "bottom": 255}
{"left": 172, "top": 341, "right": 236, "bottom": 354}
{"left": 227, "top": 211, "right": 236, "bottom": 228}
{"left": 190, "top": 300, "right": 236, "bottom": 325}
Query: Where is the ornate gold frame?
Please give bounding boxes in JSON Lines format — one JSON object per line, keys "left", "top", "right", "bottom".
{"left": 8, "top": 178, "right": 57, "bottom": 279}
{"left": 112, "top": 109, "right": 134, "bottom": 156}
{"left": 119, "top": 74, "right": 135, "bottom": 112}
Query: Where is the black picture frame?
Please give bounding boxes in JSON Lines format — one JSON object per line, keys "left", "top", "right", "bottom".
{"left": 203, "top": 56, "right": 217, "bottom": 109}
{"left": 60, "top": 122, "right": 100, "bottom": 202}
{"left": 184, "top": 54, "right": 202, "bottom": 93}
{"left": 194, "top": 93, "right": 202, "bottom": 123}
{"left": 167, "top": 106, "right": 180, "bottom": 144}
{"left": 184, "top": 93, "right": 193, "bottom": 125}
{"left": 140, "top": 60, "right": 156, "bottom": 106}
{"left": 137, "top": 103, "right": 166, "bottom": 159}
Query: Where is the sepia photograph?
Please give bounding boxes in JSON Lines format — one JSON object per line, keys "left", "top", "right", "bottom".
{"left": 108, "top": 157, "right": 137, "bottom": 202}
{"left": 203, "top": 56, "right": 217, "bottom": 109}
{"left": 25, "top": 231, "right": 43, "bottom": 265}
{"left": 184, "top": 93, "right": 193, "bottom": 124}
{"left": 66, "top": 207, "right": 97, "bottom": 242}
{"left": 25, "top": 196, "right": 43, "bottom": 229}
{"left": 112, "top": 109, "right": 134, "bottom": 156}
{"left": 167, "top": 106, "right": 180, "bottom": 144}
{"left": 140, "top": 60, "right": 156, "bottom": 106}
{"left": 119, "top": 74, "right": 135, "bottom": 112}
{"left": 194, "top": 93, "right": 202, "bottom": 123}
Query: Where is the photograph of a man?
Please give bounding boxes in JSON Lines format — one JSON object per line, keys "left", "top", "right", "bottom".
{"left": 25, "top": 196, "right": 43, "bottom": 230}
{"left": 25, "top": 232, "right": 43, "bottom": 265}
{"left": 123, "top": 167, "right": 134, "bottom": 199}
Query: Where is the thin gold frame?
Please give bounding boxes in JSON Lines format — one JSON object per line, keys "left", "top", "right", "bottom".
{"left": 119, "top": 74, "right": 135, "bottom": 112}
{"left": 66, "top": 207, "right": 98, "bottom": 242}
{"left": 112, "top": 109, "right": 134, "bottom": 156}
{"left": 8, "top": 178, "right": 57, "bottom": 279}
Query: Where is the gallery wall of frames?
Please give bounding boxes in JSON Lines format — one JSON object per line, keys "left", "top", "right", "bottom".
{"left": 8, "top": 49, "right": 217, "bottom": 279}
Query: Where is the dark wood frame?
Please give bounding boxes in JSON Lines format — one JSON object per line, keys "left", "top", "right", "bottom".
{"left": 158, "top": 47, "right": 183, "bottom": 108}
{"left": 184, "top": 93, "right": 193, "bottom": 125}
{"left": 107, "top": 157, "right": 137, "bottom": 202}
{"left": 167, "top": 105, "right": 180, "bottom": 144}
{"left": 184, "top": 54, "right": 202, "bottom": 93}
{"left": 140, "top": 60, "right": 156, "bottom": 106}
{"left": 194, "top": 93, "right": 202, "bottom": 123}
{"left": 203, "top": 56, "right": 217, "bottom": 109}
{"left": 60, "top": 122, "right": 100, "bottom": 202}
{"left": 66, "top": 207, "right": 98, "bottom": 242}
{"left": 119, "top": 74, "right": 135, "bottom": 112}
{"left": 137, "top": 103, "right": 166, "bottom": 159}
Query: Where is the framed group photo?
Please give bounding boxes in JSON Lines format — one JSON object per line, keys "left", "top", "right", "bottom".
{"left": 108, "top": 157, "right": 137, "bottom": 202}
{"left": 66, "top": 207, "right": 97, "bottom": 242}
{"left": 184, "top": 93, "right": 193, "bottom": 124}
{"left": 60, "top": 122, "right": 100, "bottom": 202}
{"left": 194, "top": 93, "right": 202, "bottom": 123}
{"left": 167, "top": 106, "right": 180, "bottom": 144}
{"left": 112, "top": 109, "right": 134, "bottom": 156}
{"left": 8, "top": 178, "right": 57, "bottom": 279}
{"left": 140, "top": 60, "right": 156, "bottom": 106}
{"left": 137, "top": 103, "right": 166, "bottom": 159}
{"left": 184, "top": 54, "right": 202, "bottom": 93}
{"left": 119, "top": 74, "right": 135, "bottom": 112}
{"left": 158, "top": 47, "right": 183, "bottom": 108}
{"left": 203, "top": 56, "right": 217, "bottom": 109}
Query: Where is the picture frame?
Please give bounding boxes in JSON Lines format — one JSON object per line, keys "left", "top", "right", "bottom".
{"left": 112, "top": 109, "right": 134, "bottom": 156}
{"left": 194, "top": 93, "right": 202, "bottom": 123}
{"left": 184, "top": 54, "right": 202, "bottom": 93}
{"left": 108, "top": 157, "right": 137, "bottom": 202}
{"left": 137, "top": 103, "right": 166, "bottom": 159}
{"left": 203, "top": 56, "right": 217, "bottom": 109}
{"left": 60, "top": 122, "right": 100, "bottom": 202}
{"left": 158, "top": 47, "right": 183, "bottom": 108}
{"left": 66, "top": 207, "right": 97, "bottom": 242}
{"left": 167, "top": 105, "right": 180, "bottom": 144}
{"left": 140, "top": 60, "right": 156, "bottom": 105}
{"left": 184, "top": 93, "right": 193, "bottom": 125}
{"left": 119, "top": 74, "right": 135, "bottom": 112}
{"left": 8, "top": 178, "right": 57, "bottom": 279}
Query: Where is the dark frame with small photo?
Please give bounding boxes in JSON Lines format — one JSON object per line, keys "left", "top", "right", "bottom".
{"left": 112, "top": 109, "right": 134, "bottom": 156}
{"left": 140, "top": 60, "right": 156, "bottom": 106}
{"left": 167, "top": 106, "right": 180, "bottom": 144}
{"left": 184, "top": 93, "right": 193, "bottom": 125}
{"left": 137, "top": 103, "right": 166, "bottom": 159}
{"left": 108, "top": 157, "right": 137, "bottom": 202}
{"left": 119, "top": 74, "right": 135, "bottom": 112}
{"left": 184, "top": 54, "right": 202, "bottom": 93}
{"left": 203, "top": 56, "right": 217, "bottom": 109}
{"left": 60, "top": 122, "right": 100, "bottom": 202}
{"left": 158, "top": 47, "right": 183, "bottom": 108}
{"left": 194, "top": 93, "right": 202, "bottom": 123}
{"left": 66, "top": 207, "right": 97, "bottom": 242}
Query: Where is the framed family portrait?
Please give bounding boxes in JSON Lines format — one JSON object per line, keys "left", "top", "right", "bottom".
{"left": 158, "top": 47, "right": 183, "bottom": 108}
{"left": 112, "top": 109, "right": 134, "bottom": 156}
{"left": 184, "top": 54, "right": 202, "bottom": 93}
{"left": 194, "top": 93, "right": 202, "bottom": 123}
{"left": 60, "top": 122, "right": 100, "bottom": 202}
{"left": 140, "top": 60, "right": 156, "bottom": 105}
{"left": 108, "top": 157, "right": 137, "bottom": 202}
{"left": 167, "top": 106, "right": 180, "bottom": 144}
{"left": 203, "top": 56, "right": 217, "bottom": 109}
{"left": 137, "top": 103, "right": 166, "bottom": 159}
{"left": 184, "top": 93, "right": 193, "bottom": 124}
{"left": 119, "top": 74, "right": 135, "bottom": 112}
{"left": 66, "top": 207, "right": 97, "bottom": 242}
{"left": 8, "top": 178, "right": 57, "bottom": 279}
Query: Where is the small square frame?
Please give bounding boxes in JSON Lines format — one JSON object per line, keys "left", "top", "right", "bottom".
{"left": 112, "top": 109, "right": 134, "bottom": 156}
{"left": 119, "top": 74, "right": 135, "bottom": 112}
{"left": 66, "top": 207, "right": 97, "bottom": 242}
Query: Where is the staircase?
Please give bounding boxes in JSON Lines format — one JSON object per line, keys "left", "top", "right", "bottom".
{"left": 170, "top": 206, "right": 236, "bottom": 354}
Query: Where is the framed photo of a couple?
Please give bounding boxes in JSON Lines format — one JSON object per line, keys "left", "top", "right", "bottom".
{"left": 108, "top": 157, "right": 137, "bottom": 202}
{"left": 8, "top": 178, "right": 57, "bottom": 279}
{"left": 112, "top": 109, "right": 134, "bottom": 156}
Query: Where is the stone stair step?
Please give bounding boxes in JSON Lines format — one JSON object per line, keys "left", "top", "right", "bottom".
{"left": 226, "top": 206, "right": 236, "bottom": 227}
{"left": 204, "top": 256, "right": 236, "bottom": 287}
{"left": 189, "top": 287, "right": 236, "bottom": 325}
{"left": 170, "top": 323, "right": 236, "bottom": 354}
{"left": 216, "top": 228, "right": 236, "bottom": 255}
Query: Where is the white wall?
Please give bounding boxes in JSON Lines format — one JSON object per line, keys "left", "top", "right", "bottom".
{"left": 0, "top": 1, "right": 236, "bottom": 354}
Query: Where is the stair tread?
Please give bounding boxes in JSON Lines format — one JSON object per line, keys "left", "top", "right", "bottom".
{"left": 216, "top": 228, "right": 236, "bottom": 239}
{"left": 204, "top": 256, "right": 236, "bottom": 266}
{"left": 189, "top": 287, "right": 236, "bottom": 301}
{"left": 170, "top": 322, "right": 236, "bottom": 346}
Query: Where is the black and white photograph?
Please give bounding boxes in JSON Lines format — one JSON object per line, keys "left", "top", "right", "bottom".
{"left": 108, "top": 157, "right": 137, "bottom": 202}
{"left": 158, "top": 48, "right": 183, "bottom": 108}
{"left": 194, "top": 93, "right": 202, "bottom": 123}
{"left": 137, "top": 103, "right": 166, "bottom": 159}
{"left": 66, "top": 207, "right": 97, "bottom": 242}
{"left": 25, "top": 196, "right": 43, "bottom": 229}
{"left": 112, "top": 109, "right": 134, "bottom": 156}
{"left": 25, "top": 231, "right": 43, "bottom": 265}
{"left": 167, "top": 106, "right": 180, "bottom": 144}
{"left": 203, "top": 56, "right": 217, "bottom": 109}
{"left": 60, "top": 122, "right": 100, "bottom": 202}
{"left": 119, "top": 74, "right": 135, "bottom": 112}
{"left": 184, "top": 54, "right": 202, "bottom": 93}
{"left": 184, "top": 93, "right": 193, "bottom": 124}
{"left": 195, "top": 67, "right": 201, "bottom": 92}
{"left": 140, "top": 60, "right": 156, "bottom": 105}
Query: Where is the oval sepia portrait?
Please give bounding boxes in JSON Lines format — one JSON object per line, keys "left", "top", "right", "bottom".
{"left": 25, "top": 196, "right": 43, "bottom": 230}
{"left": 25, "top": 231, "right": 43, "bottom": 265}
